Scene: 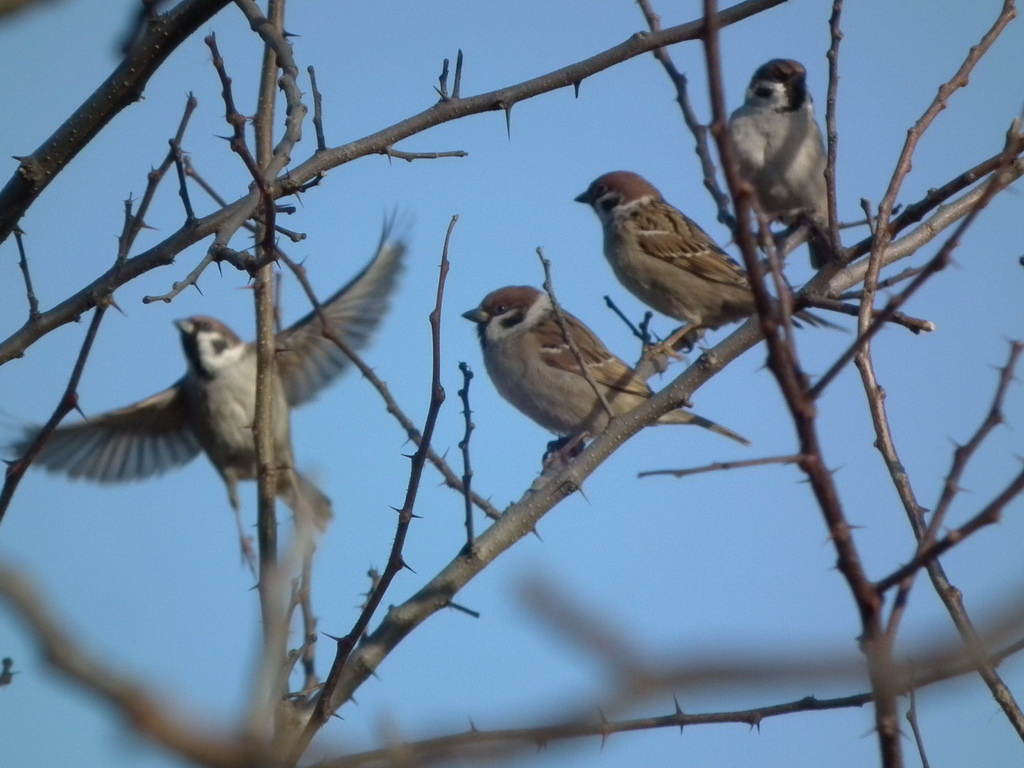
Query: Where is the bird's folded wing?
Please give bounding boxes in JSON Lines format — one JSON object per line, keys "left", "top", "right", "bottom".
{"left": 633, "top": 203, "right": 749, "bottom": 288}
{"left": 539, "top": 315, "right": 652, "bottom": 399}
{"left": 14, "top": 384, "right": 201, "bottom": 483}
{"left": 276, "top": 224, "right": 406, "bottom": 408}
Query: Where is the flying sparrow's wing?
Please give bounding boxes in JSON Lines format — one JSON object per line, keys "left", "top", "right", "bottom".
{"left": 537, "top": 313, "right": 652, "bottom": 400}
{"left": 14, "top": 384, "right": 201, "bottom": 482}
{"left": 276, "top": 225, "right": 406, "bottom": 408}
{"left": 632, "top": 202, "right": 750, "bottom": 288}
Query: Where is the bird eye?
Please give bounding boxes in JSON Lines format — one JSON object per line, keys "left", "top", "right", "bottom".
{"left": 595, "top": 183, "right": 607, "bottom": 197}
{"left": 494, "top": 303, "right": 507, "bottom": 314}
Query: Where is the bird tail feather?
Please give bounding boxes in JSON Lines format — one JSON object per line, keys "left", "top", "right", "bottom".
{"left": 281, "top": 470, "right": 334, "bottom": 532}
{"left": 657, "top": 409, "right": 750, "bottom": 446}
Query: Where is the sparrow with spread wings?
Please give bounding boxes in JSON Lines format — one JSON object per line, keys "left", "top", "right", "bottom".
{"left": 12, "top": 227, "right": 405, "bottom": 561}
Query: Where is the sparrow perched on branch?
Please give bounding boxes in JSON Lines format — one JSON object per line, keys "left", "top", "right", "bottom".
{"left": 575, "top": 170, "right": 834, "bottom": 351}
{"left": 462, "top": 285, "right": 748, "bottom": 446}
{"left": 728, "top": 58, "right": 833, "bottom": 268}
{"left": 13, "top": 227, "right": 406, "bottom": 552}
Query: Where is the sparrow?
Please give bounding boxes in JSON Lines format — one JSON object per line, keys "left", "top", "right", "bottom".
{"left": 575, "top": 170, "right": 834, "bottom": 351}
{"left": 12, "top": 227, "right": 406, "bottom": 555}
{"left": 462, "top": 285, "right": 748, "bottom": 446}
{"left": 728, "top": 58, "right": 832, "bottom": 268}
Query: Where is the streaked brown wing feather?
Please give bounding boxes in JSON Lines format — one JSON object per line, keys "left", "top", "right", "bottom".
{"left": 632, "top": 202, "right": 750, "bottom": 288}
{"left": 15, "top": 384, "right": 201, "bottom": 483}
{"left": 276, "top": 226, "right": 406, "bottom": 408}
{"left": 536, "top": 314, "right": 652, "bottom": 399}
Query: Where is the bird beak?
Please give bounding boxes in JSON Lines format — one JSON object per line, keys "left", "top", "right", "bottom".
{"left": 573, "top": 190, "right": 590, "bottom": 204}
{"left": 461, "top": 307, "right": 488, "bottom": 324}
{"left": 174, "top": 319, "right": 194, "bottom": 335}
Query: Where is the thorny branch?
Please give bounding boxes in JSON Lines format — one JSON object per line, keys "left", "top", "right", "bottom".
{"left": 698, "top": 0, "right": 902, "bottom": 763}
{"left": 0, "top": 0, "right": 787, "bottom": 366}
{"left": 13, "top": 229, "right": 39, "bottom": 321}
{"left": 636, "top": 0, "right": 736, "bottom": 232}
{"left": 0, "top": 303, "right": 110, "bottom": 524}
{"left": 289, "top": 215, "right": 458, "bottom": 763}
{"left": 0, "top": 0, "right": 233, "bottom": 245}
{"left": 273, "top": 246, "right": 501, "bottom": 521}
{"left": 457, "top": 361, "right": 477, "bottom": 548}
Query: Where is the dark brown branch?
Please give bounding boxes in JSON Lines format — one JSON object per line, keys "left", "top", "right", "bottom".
{"left": 0, "top": 0, "right": 798, "bottom": 366}
{"left": 636, "top": 0, "right": 736, "bottom": 232}
{"left": 0, "top": 0, "right": 232, "bottom": 246}
{"left": 0, "top": 302, "right": 109, "bottom": 525}
{"left": 117, "top": 93, "right": 198, "bottom": 264}
{"left": 699, "top": 1, "right": 900, "bottom": 763}
{"left": 876, "top": 466, "right": 1024, "bottom": 593}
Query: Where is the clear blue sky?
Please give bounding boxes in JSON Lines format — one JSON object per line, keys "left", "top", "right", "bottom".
{"left": 1, "top": 1, "right": 1023, "bottom": 766}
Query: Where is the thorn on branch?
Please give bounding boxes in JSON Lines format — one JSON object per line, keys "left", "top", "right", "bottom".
{"left": 503, "top": 103, "right": 513, "bottom": 139}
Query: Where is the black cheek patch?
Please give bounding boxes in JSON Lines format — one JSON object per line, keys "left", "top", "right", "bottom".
{"left": 499, "top": 312, "right": 524, "bottom": 330}
{"left": 212, "top": 337, "right": 229, "bottom": 355}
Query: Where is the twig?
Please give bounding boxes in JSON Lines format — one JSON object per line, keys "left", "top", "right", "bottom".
{"left": 380, "top": 147, "right": 468, "bottom": 162}
{"left": 0, "top": 657, "right": 14, "bottom": 687}
{"left": 290, "top": 216, "right": 457, "bottom": 762}
{"left": 0, "top": 0, "right": 232, "bottom": 247}
{"left": 457, "top": 362, "right": 477, "bottom": 550}
{"left": 602, "top": 295, "right": 647, "bottom": 344}
{"left": 117, "top": 93, "right": 198, "bottom": 264}
{"left": 0, "top": 0, "right": 812, "bottom": 364}
{"left": 927, "top": 340, "right": 1023, "bottom": 543}
{"left": 638, "top": 453, "right": 804, "bottom": 479}
{"left": 170, "top": 135, "right": 197, "bottom": 223}
{"left": 824, "top": 0, "right": 844, "bottom": 259}
{"left": 905, "top": 680, "right": 932, "bottom": 768}
{"left": 800, "top": 296, "right": 934, "bottom": 334}
{"left": 876, "top": 466, "right": 1024, "bottom": 594}
{"left": 435, "top": 49, "right": 465, "bottom": 101}
{"left": 842, "top": 134, "right": 1024, "bottom": 266}
{"left": 307, "top": 65, "right": 327, "bottom": 152}
{"left": 699, "top": 1, "right": 900, "bottom": 764}
{"left": 0, "top": 303, "right": 109, "bottom": 525}
{"left": 13, "top": 228, "right": 40, "bottom": 321}
{"left": 635, "top": 0, "right": 736, "bottom": 232}
{"left": 273, "top": 248, "right": 501, "bottom": 521}
{"left": 838, "top": 265, "right": 926, "bottom": 300}
{"left": 809, "top": 127, "right": 1022, "bottom": 399}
